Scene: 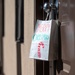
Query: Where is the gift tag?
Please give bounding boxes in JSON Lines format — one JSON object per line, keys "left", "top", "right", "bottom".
{"left": 29, "top": 20, "right": 52, "bottom": 61}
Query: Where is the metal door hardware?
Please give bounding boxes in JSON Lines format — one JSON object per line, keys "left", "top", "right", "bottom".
{"left": 0, "top": 0, "right": 4, "bottom": 75}
{"left": 43, "top": 0, "right": 58, "bottom": 20}
{"left": 15, "top": 0, "right": 24, "bottom": 43}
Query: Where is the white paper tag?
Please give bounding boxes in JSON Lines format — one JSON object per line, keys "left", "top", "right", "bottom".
{"left": 29, "top": 20, "right": 52, "bottom": 61}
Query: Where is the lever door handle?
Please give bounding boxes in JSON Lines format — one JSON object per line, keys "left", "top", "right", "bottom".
{"left": 15, "top": 0, "right": 24, "bottom": 43}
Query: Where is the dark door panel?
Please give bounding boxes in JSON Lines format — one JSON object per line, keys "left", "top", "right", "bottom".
{"left": 59, "top": 0, "right": 75, "bottom": 75}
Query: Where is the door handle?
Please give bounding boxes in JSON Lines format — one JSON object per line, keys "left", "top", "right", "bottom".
{"left": 15, "top": 0, "right": 24, "bottom": 43}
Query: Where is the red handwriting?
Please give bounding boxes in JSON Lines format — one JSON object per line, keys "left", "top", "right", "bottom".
{"left": 38, "top": 42, "right": 44, "bottom": 58}
{"left": 36, "top": 24, "right": 50, "bottom": 33}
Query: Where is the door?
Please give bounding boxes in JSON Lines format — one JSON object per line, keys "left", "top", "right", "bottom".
{"left": 35, "top": 0, "right": 75, "bottom": 75}
{"left": 59, "top": 0, "right": 75, "bottom": 75}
